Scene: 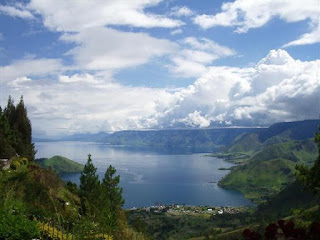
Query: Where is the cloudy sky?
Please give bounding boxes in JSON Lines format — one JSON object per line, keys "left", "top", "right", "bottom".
{"left": 0, "top": 0, "right": 319, "bottom": 138}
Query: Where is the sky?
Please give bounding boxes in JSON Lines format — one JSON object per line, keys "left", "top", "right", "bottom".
{"left": 0, "top": 0, "right": 319, "bottom": 138}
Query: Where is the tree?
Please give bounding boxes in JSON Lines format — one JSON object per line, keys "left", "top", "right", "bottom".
{"left": 14, "top": 96, "right": 36, "bottom": 161}
{"left": 100, "top": 165, "right": 125, "bottom": 229}
{"left": 79, "top": 154, "right": 100, "bottom": 217}
{"left": 0, "top": 96, "right": 36, "bottom": 161}
{"left": 102, "top": 165, "right": 124, "bottom": 208}
{"left": 0, "top": 106, "right": 16, "bottom": 158}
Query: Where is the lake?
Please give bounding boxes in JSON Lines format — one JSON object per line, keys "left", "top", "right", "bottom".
{"left": 35, "top": 141, "right": 252, "bottom": 208}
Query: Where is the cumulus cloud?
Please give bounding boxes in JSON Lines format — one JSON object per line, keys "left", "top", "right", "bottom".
{"left": 194, "top": 0, "right": 320, "bottom": 46}
{"left": 170, "top": 6, "right": 194, "bottom": 17}
{"left": 0, "top": 4, "right": 34, "bottom": 19}
{"left": 177, "top": 111, "right": 211, "bottom": 128}
{"left": 28, "top": 0, "right": 183, "bottom": 31}
{"left": 2, "top": 50, "right": 319, "bottom": 137}
{"left": 2, "top": 73, "right": 174, "bottom": 137}
{"left": 153, "top": 49, "right": 320, "bottom": 128}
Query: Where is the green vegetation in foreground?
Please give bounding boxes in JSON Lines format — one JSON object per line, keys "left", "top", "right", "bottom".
{"left": 219, "top": 139, "right": 318, "bottom": 202}
{"left": 0, "top": 96, "right": 142, "bottom": 239}
{"left": 36, "top": 155, "right": 84, "bottom": 174}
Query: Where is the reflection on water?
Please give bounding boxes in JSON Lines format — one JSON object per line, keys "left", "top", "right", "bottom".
{"left": 36, "top": 141, "right": 252, "bottom": 208}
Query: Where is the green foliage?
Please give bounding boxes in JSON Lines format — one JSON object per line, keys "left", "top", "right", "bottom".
{"left": 79, "top": 155, "right": 126, "bottom": 231}
{"left": 100, "top": 165, "right": 125, "bottom": 230}
{"left": 296, "top": 124, "right": 320, "bottom": 194}
{"left": 0, "top": 96, "right": 36, "bottom": 161}
{"left": 256, "top": 181, "right": 316, "bottom": 220}
{"left": 37, "top": 155, "right": 84, "bottom": 174}
{"left": 10, "top": 156, "right": 28, "bottom": 170}
{"left": 0, "top": 210, "right": 40, "bottom": 240}
{"left": 79, "top": 154, "right": 100, "bottom": 217}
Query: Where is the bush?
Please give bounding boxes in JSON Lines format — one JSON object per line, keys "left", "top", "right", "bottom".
{"left": 0, "top": 210, "right": 40, "bottom": 240}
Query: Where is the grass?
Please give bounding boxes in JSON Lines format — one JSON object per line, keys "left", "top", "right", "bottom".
{"left": 37, "top": 156, "right": 84, "bottom": 174}
{"left": 218, "top": 139, "right": 318, "bottom": 202}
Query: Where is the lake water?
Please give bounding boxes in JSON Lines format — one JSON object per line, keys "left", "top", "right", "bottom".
{"left": 35, "top": 141, "right": 252, "bottom": 208}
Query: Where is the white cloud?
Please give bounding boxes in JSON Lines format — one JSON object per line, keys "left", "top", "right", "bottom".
{"left": 169, "top": 37, "right": 236, "bottom": 78}
{"left": 0, "top": 58, "right": 63, "bottom": 83}
{"left": 171, "top": 29, "right": 183, "bottom": 35}
{"left": 59, "top": 74, "right": 101, "bottom": 84}
{"left": 28, "top": 0, "right": 183, "bottom": 31}
{"left": 2, "top": 50, "right": 319, "bottom": 137}
{"left": 0, "top": 5, "right": 34, "bottom": 19}
{"left": 283, "top": 22, "right": 320, "bottom": 47}
{"left": 183, "top": 37, "right": 236, "bottom": 57}
{"left": 177, "top": 111, "right": 211, "bottom": 128}
{"left": 2, "top": 73, "right": 174, "bottom": 137}
{"left": 153, "top": 49, "right": 320, "bottom": 128}
{"left": 194, "top": 0, "right": 320, "bottom": 46}
{"left": 60, "top": 27, "right": 178, "bottom": 71}
{"left": 170, "top": 6, "right": 194, "bottom": 17}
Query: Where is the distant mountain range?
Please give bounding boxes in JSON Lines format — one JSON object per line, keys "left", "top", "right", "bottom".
{"left": 35, "top": 120, "right": 319, "bottom": 152}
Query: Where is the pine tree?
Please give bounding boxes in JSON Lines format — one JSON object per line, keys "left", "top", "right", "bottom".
{"left": 79, "top": 154, "right": 101, "bottom": 217}
{"left": 0, "top": 96, "right": 36, "bottom": 160}
{"left": 0, "top": 107, "right": 16, "bottom": 158}
{"left": 102, "top": 165, "right": 124, "bottom": 208}
{"left": 100, "top": 165, "right": 125, "bottom": 229}
{"left": 14, "top": 96, "right": 36, "bottom": 161}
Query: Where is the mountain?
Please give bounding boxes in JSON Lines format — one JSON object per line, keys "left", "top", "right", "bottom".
{"left": 222, "top": 120, "right": 319, "bottom": 159}
{"left": 60, "top": 132, "right": 111, "bottom": 142}
{"left": 103, "top": 128, "right": 259, "bottom": 151}
{"left": 36, "top": 155, "right": 84, "bottom": 174}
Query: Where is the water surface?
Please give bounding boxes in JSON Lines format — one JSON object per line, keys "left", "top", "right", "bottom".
{"left": 35, "top": 141, "right": 252, "bottom": 208}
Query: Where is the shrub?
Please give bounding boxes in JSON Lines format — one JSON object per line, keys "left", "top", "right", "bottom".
{"left": 0, "top": 210, "right": 40, "bottom": 240}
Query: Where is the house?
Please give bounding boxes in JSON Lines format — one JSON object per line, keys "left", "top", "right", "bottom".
{"left": 0, "top": 159, "right": 11, "bottom": 170}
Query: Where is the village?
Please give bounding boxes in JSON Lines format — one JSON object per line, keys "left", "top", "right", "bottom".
{"left": 129, "top": 204, "right": 249, "bottom": 217}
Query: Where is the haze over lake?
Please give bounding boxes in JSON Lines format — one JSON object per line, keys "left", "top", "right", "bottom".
{"left": 35, "top": 141, "right": 252, "bottom": 208}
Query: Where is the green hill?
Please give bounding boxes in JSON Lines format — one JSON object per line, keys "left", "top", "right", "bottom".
{"left": 219, "top": 139, "right": 318, "bottom": 202}
{"left": 227, "top": 133, "right": 263, "bottom": 154}
{"left": 37, "top": 155, "right": 84, "bottom": 174}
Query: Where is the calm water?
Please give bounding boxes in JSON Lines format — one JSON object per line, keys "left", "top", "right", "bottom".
{"left": 35, "top": 141, "right": 252, "bottom": 208}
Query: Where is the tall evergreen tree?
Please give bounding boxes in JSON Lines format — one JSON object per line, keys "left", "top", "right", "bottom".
{"left": 102, "top": 165, "right": 124, "bottom": 208}
{"left": 0, "top": 107, "right": 16, "bottom": 158}
{"left": 100, "top": 165, "right": 125, "bottom": 229}
{"left": 0, "top": 96, "right": 36, "bottom": 160}
{"left": 14, "top": 96, "right": 36, "bottom": 161}
{"left": 79, "top": 154, "right": 101, "bottom": 217}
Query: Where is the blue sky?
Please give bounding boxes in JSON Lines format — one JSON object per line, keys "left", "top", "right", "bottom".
{"left": 0, "top": 0, "right": 319, "bottom": 137}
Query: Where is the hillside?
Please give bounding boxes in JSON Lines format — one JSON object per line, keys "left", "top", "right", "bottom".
{"left": 36, "top": 155, "right": 84, "bottom": 174}
{"left": 103, "top": 128, "right": 259, "bottom": 151}
{"left": 219, "top": 139, "right": 318, "bottom": 202}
